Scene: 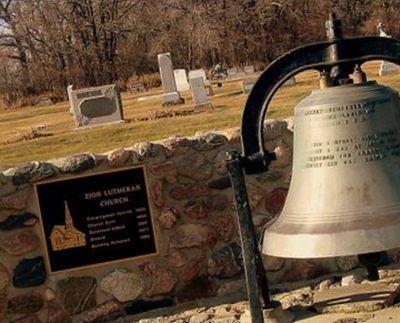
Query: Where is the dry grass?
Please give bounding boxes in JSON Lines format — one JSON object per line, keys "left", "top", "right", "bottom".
{"left": 1, "top": 61, "right": 399, "bottom": 166}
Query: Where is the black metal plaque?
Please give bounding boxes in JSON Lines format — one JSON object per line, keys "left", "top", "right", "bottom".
{"left": 34, "top": 166, "right": 157, "bottom": 273}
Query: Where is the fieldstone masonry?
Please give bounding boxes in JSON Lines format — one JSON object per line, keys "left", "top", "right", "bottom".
{"left": 2, "top": 118, "right": 400, "bottom": 322}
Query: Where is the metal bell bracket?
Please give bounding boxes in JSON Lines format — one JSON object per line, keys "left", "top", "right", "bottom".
{"left": 226, "top": 14, "right": 400, "bottom": 323}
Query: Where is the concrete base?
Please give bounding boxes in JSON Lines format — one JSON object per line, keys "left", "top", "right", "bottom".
{"left": 74, "top": 119, "right": 125, "bottom": 130}
{"left": 194, "top": 103, "right": 213, "bottom": 110}
{"left": 313, "top": 283, "right": 400, "bottom": 314}
{"left": 162, "top": 92, "right": 184, "bottom": 106}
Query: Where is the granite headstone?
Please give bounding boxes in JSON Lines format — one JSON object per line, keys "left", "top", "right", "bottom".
{"left": 173, "top": 69, "right": 190, "bottom": 92}
{"left": 189, "top": 77, "right": 211, "bottom": 108}
{"left": 69, "top": 84, "right": 124, "bottom": 128}
{"left": 157, "top": 53, "right": 183, "bottom": 105}
{"left": 377, "top": 23, "right": 399, "bottom": 76}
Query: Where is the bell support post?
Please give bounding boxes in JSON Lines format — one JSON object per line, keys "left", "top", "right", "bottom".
{"left": 242, "top": 36, "right": 400, "bottom": 174}
{"left": 226, "top": 151, "right": 276, "bottom": 323}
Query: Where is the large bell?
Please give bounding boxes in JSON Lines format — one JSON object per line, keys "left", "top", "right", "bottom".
{"left": 262, "top": 79, "right": 400, "bottom": 258}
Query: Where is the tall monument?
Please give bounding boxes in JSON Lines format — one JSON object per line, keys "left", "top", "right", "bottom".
{"left": 377, "top": 23, "right": 399, "bottom": 76}
{"left": 157, "top": 53, "right": 184, "bottom": 106}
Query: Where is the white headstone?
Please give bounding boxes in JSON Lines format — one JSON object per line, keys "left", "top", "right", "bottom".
{"left": 157, "top": 53, "right": 183, "bottom": 105}
{"left": 189, "top": 69, "right": 210, "bottom": 85}
{"left": 377, "top": 23, "right": 399, "bottom": 76}
{"left": 189, "top": 77, "right": 209, "bottom": 107}
{"left": 283, "top": 77, "right": 296, "bottom": 86}
{"left": 69, "top": 84, "right": 124, "bottom": 128}
{"left": 227, "top": 68, "right": 238, "bottom": 79}
{"left": 174, "top": 69, "right": 190, "bottom": 91}
{"left": 67, "top": 85, "right": 74, "bottom": 114}
{"left": 379, "top": 61, "right": 399, "bottom": 76}
{"left": 242, "top": 79, "right": 255, "bottom": 93}
{"left": 244, "top": 65, "right": 255, "bottom": 75}
{"left": 158, "top": 53, "right": 177, "bottom": 93}
{"left": 235, "top": 71, "right": 246, "bottom": 79}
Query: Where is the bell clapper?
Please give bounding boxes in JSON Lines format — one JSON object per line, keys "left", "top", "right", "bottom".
{"left": 352, "top": 65, "right": 367, "bottom": 84}
{"left": 319, "top": 70, "right": 331, "bottom": 89}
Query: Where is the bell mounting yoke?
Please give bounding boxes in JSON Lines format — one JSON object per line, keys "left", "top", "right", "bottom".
{"left": 241, "top": 13, "right": 400, "bottom": 174}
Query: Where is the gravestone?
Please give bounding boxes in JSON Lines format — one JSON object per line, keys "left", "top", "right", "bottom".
{"left": 244, "top": 65, "right": 255, "bottom": 75}
{"left": 69, "top": 84, "right": 124, "bottom": 128}
{"left": 205, "top": 84, "right": 214, "bottom": 96}
{"left": 227, "top": 68, "right": 238, "bottom": 79}
{"left": 67, "top": 85, "right": 74, "bottom": 114}
{"left": 379, "top": 62, "right": 399, "bottom": 76}
{"left": 157, "top": 53, "right": 184, "bottom": 106}
{"left": 234, "top": 71, "right": 246, "bottom": 79}
{"left": 283, "top": 77, "right": 296, "bottom": 86}
{"left": 189, "top": 76, "right": 212, "bottom": 109}
{"left": 128, "top": 82, "right": 146, "bottom": 92}
{"left": 189, "top": 69, "right": 210, "bottom": 86}
{"left": 174, "top": 69, "right": 190, "bottom": 92}
{"left": 242, "top": 79, "right": 255, "bottom": 93}
{"left": 377, "top": 23, "right": 399, "bottom": 76}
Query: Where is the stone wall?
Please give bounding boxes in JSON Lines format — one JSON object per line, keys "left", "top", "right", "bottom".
{"left": 0, "top": 119, "right": 362, "bottom": 322}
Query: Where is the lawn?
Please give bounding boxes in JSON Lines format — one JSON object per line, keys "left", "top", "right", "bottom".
{"left": 1, "top": 61, "right": 399, "bottom": 167}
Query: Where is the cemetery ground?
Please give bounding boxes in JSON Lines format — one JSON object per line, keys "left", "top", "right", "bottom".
{"left": 1, "top": 61, "right": 400, "bottom": 166}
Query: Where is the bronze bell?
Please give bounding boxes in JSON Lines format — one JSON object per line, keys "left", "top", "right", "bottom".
{"left": 262, "top": 77, "right": 400, "bottom": 258}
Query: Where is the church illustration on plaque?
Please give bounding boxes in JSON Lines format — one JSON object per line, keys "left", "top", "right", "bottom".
{"left": 50, "top": 200, "right": 86, "bottom": 251}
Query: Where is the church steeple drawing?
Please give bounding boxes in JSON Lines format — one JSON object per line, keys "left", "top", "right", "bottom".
{"left": 50, "top": 200, "right": 86, "bottom": 251}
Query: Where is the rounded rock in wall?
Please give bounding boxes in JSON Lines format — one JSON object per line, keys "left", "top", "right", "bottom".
{"left": 150, "top": 180, "right": 164, "bottom": 208}
{"left": 272, "top": 140, "right": 292, "bottom": 168}
{"left": 0, "top": 263, "right": 10, "bottom": 290}
{"left": 132, "top": 142, "right": 166, "bottom": 162}
{"left": 44, "top": 287, "right": 56, "bottom": 302}
{"left": 212, "top": 214, "right": 235, "bottom": 242}
{"left": 176, "top": 152, "right": 213, "bottom": 181}
{"left": 100, "top": 269, "right": 145, "bottom": 303}
{"left": 56, "top": 276, "right": 97, "bottom": 315}
{"left": 0, "top": 186, "right": 32, "bottom": 211}
{"left": 207, "top": 243, "right": 243, "bottom": 279}
{"left": 170, "top": 224, "right": 218, "bottom": 249}
{"left": 167, "top": 249, "right": 187, "bottom": 268}
{"left": 184, "top": 200, "right": 206, "bottom": 220}
{"left": 150, "top": 161, "right": 177, "bottom": 183}
{"left": 204, "top": 193, "right": 228, "bottom": 211}
{"left": 246, "top": 184, "right": 265, "bottom": 211}
{"left": 57, "top": 154, "right": 95, "bottom": 174}
{"left": 46, "top": 303, "right": 71, "bottom": 323}
{"left": 214, "top": 148, "right": 232, "bottom": 175}
{"left": 107, "top": 148, "right": 130, "bottom": 167}
{"left": 0, "top": 212, "right": 38, "bottom": 231}
{"left": 336, "top": 256, "right": 359, "bottom": 272}
{"left": 169, "top": 182, "right": 210, "bottom": 200}
{"left": 13, "top": 257, "right": 46, "bottom": 288}
{"left": 0, "top": 231, "right": 40, "bottom": 256}
{"left": 158, "top": 207, "right": 179, "bottom": 229}
{"left": 7, "top": 292, "right": 44, "bottom": 315}
{"left": 264, "top": 187, "right": 288, "bottom": 215}
{"left": 12, "top": 161, "right": 57, "bottom": 185}
{"left": 263, "top": 120, "right": 288, "bottom": 141}
{"left": 144, "top": 263, "right": 178, "bottom": 297}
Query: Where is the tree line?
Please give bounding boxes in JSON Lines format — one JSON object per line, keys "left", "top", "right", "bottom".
{"left": 0, "top": 0, "right": 399, "bottom": 108}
